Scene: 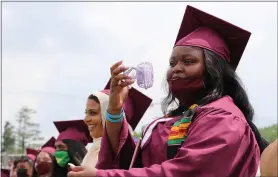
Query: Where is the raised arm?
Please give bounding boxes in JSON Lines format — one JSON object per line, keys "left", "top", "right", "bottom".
{"left": 105, "top": 60, "right": 134, "bottom": 153}
{"left": 96, "top": 61, "right": 136, "bottom": 169}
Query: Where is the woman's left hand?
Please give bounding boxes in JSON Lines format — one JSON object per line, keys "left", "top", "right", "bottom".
{"left": 67, "top": 166, "right": 97, "bottom": 177}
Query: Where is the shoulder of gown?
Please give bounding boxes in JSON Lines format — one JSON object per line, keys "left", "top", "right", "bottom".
{"left": 200, "top": 95, "right": 245, "bottom": 118}
{"left": 97, "top": 96, "right": 260, "bottom": 177}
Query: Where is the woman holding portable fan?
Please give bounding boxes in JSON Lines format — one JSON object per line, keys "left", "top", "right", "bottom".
{"left": 68, "top": 5, "right": 268, "bottom": 177}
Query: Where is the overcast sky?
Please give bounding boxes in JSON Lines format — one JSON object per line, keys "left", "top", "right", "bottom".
{"left": 1, "top": 2, "right": 277, "bottom": 147}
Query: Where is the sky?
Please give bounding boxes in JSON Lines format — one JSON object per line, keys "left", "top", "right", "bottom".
{"left": 1, "top": 2, "right": 277, "bottom": 148}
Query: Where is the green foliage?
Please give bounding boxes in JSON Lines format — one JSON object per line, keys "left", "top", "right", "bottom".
{"left": 1, "top": 121, "right": 16, "bottom": 153}
{"left": 133, "top": 131, "right": 142, "bottom": 139}
{"left": 133, "top": 125, "right": 147, "bottom": 139}
{"left": 12, "top": 106, "right": 43, "bottom": 153}
{"left": 259, "top": 124, "right": 277, "bottom": 143}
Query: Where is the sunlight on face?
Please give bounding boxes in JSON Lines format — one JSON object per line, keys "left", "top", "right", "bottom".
{"left": 84, "top": 98, "right": 103, "bottom": 138}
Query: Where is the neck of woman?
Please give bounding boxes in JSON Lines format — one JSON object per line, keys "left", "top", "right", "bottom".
{"left": 92, "top": 137, "right": 102, "bottom": 143}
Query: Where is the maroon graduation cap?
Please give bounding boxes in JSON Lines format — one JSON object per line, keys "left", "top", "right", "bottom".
{"left": 175, "top": 5, "right": 251, "bottom": 70}
{"left": 26, "top": 148, "right": 39, "bottom": 161}
{"left": 1, "top": 169, "right": 10, "bottom": 177}
{"left": 54, "top": 119, "right": 93, "bottom": 146}
{"left": 40, "top": 137, "right": 56, "bottom": 155}
{"left": 103, "top": 79, "right": 152, "bottom": 130}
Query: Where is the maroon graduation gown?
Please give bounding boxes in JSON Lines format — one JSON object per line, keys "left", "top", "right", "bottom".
{"left": 96, "top": 96, "right": 260, "bottom": 177}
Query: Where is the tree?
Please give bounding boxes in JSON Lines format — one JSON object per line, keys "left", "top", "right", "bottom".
{"left": 133, "top": 125, "right": 147, "bottom": 139}
{"left": 259, "top": 124, "right": 277, "bottom": 143}
{"left": 15, "top": 106, "right": 43, "bottom": 153}
{"left": 133, "top": 131, "right": 142, "bottom": 139}
{"left": 1, "top": 121, "right": 16, "bottom": 153}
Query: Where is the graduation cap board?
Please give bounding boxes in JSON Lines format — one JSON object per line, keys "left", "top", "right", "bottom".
{"left": 54, "top": 119, "right": 93, "bottom": 146}
{"left": 175, "top": 5, "right": 251, "bottom": 70}
{"left": 40, "top": 137, "right": 56, "bottom": 155}
{"left": 103, "top": 79, "right": 152, "bottom": 130}
{"left": 26, "top": 148, "right": 39, "bottom": 161}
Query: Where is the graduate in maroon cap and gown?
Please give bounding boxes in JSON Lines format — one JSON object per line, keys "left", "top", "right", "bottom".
{"left": 68, "top": 5, "right": 268, "bottom": 177}
{"left": 33, "top": 137, "right": 67, "bottom": 177}
{"left": 53, "top": 119, "right": 90, "bottom": 171}
{"left": 82, "top": 80, "right": 152, "bottom": 167}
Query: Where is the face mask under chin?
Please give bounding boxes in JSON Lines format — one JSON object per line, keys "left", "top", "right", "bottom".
{"left": 169, "top": 76, "right": 206, "bottom": 107}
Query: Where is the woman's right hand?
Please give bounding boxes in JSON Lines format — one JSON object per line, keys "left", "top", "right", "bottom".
{"left": 107, "top": 61, "right": 134, "bottom": 115}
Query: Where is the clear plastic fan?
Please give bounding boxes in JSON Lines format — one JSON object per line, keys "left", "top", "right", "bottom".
{"left": 124, "top": 62, "right": 154, "bottom": 90}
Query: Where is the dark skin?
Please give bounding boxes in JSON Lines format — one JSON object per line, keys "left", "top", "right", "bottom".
{"left": 167, "top": 46, "right": 205, "bottom": 82}
{"left": 84, "top": 99, "right": 103, "bottom": 138}
{"left": 167, "top": 46, "right": 205, "bottom": 107}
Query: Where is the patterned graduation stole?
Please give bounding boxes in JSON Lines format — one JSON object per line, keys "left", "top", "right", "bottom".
{"left": 167, "top": 104, "right": 199, "bottom": 159}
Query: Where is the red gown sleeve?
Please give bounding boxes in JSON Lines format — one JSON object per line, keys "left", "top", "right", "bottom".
{"left": 96, "top": 108, "right": 260, "bottom": 177}
{"left": 96, "top": 117, "right": 136, "bottom": 170}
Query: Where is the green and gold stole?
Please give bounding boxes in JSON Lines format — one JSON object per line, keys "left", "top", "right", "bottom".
{"left": 167, "top": 104, "right": 199, "bottom": 159}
